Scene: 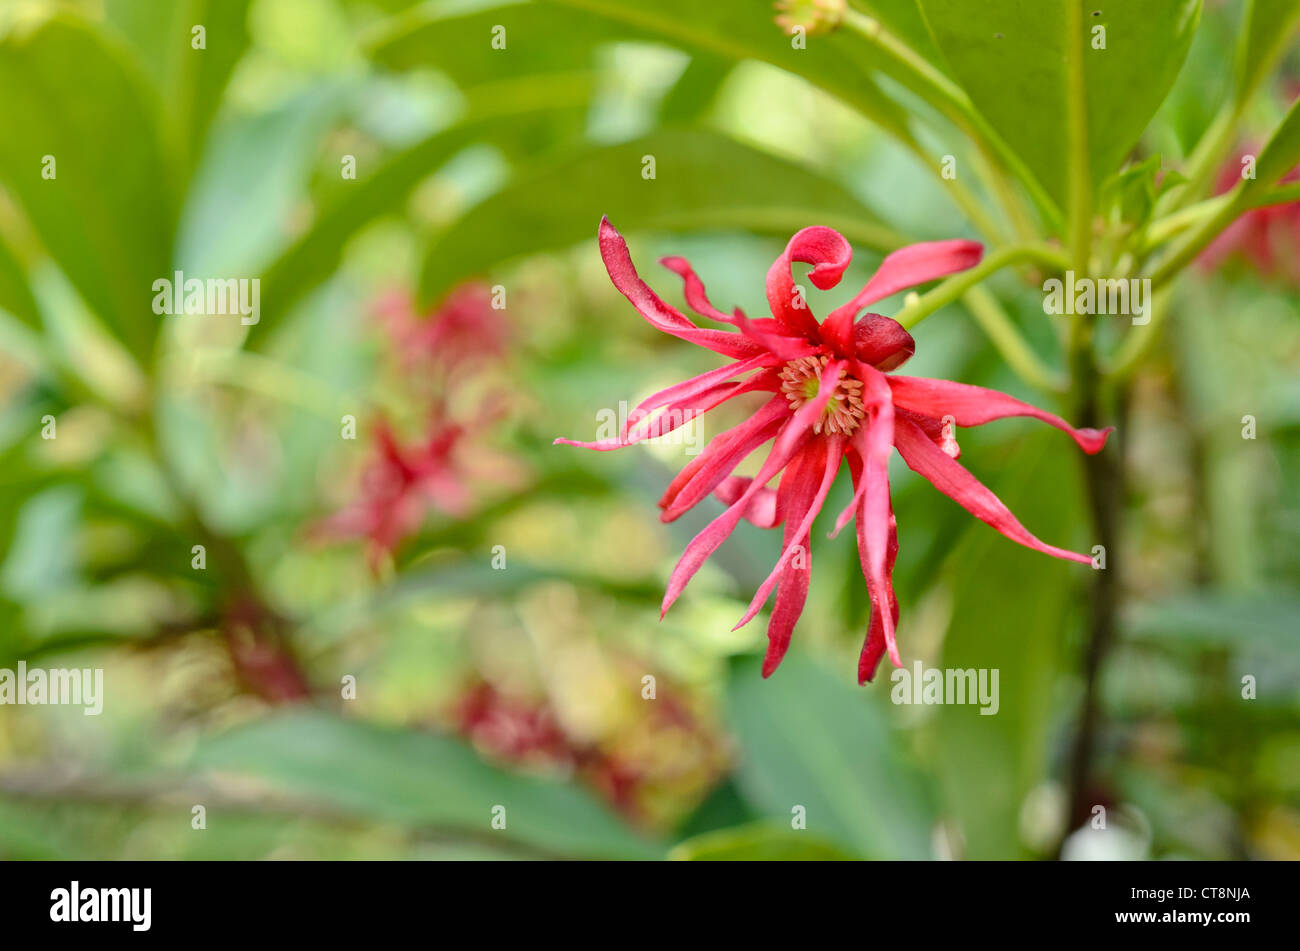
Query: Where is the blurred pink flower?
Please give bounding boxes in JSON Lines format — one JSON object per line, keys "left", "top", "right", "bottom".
{"left": 374, "top": 282, "right": 508, "bottom": 377}
{"left": 558, "top": 219, "right": 1112, "bottom": 683}
{"left": 1200, "top": 148, "right": 1300, "bottom": 282}
{"left": 313, "top": 409, "right": 473, "bottom": 570}
{"left": 453, "top": 681, "right": 573, "bottom": 766}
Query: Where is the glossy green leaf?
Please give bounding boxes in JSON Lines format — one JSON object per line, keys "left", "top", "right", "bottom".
{"left": 930, "top": 430, "right": 1083, "bottom": 858}
{"left": 725, "top": 652, "right": 934, "bottom": 860}
{"left": 193, "top": 709, "right": 663, "bottom": 859}
{"left": 670, "top": 822, "right": 855, "bottom": 860}
{"left": 419, "top": 128, "right": 904, "bottom": 302}
{"left": 918, "top": 0, "right": 1201, "bottom": 206}
{"left": 0, "top": 16, "right": 179, "bottom": 362}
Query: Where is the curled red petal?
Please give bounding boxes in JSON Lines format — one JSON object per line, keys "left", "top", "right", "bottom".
{"left": 765, "top": 226, "right": 852, "bottom": 339}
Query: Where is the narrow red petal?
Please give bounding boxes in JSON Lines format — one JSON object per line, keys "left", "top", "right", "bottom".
{"left": 659, "top": 255, "right": 735, "bottom": 323}
{"left": 760, "top": 442, "right": 834, "bottom": 677}
{"left": 893, "top": 416, "right": 1093, "bottom": 565}
{"left": 659, "top": 360, "right": 844, "bottom": 616}
{"left": 732, "top": 436, "right": 843, "bottom": 635}
{"left": 888, "top": 376, "right": 1113, "bottom": 454}
{"left": 599, "top": 217, "right": 764, "bottom": 360}
{"left": 856, "top": 363, "right": 897, "bottom": 664}
{"left": 847, "top": 453, "right": 900, "bottom": 683}
{"left": 713, "top": 476, "right": 780, "bottom": 528}
{"left": 659, "top": 396, "right": 789, "bottom": 521}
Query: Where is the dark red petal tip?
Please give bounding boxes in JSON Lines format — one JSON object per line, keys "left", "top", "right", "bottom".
{"left": 1077, "top": 425, "right": 1115, "bottom": 454}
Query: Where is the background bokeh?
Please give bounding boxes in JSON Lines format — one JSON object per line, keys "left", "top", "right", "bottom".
{"left": 0, "top": 0, "right": 1296, "bottom": 860}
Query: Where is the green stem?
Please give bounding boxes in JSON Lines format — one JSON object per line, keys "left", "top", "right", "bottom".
{"left": 1147, "top": 185, "right": 1247, "bottom": 288}
{"left": 961, "top": 285, "right": 1064, "bottom": 394}
{"left": 1064, "top": 0, "right": 1092, "bottom": 281}
{"left": 893, "top": 243, "right": 1067, "bottom": 329}
{"left": 1144, "top": 181, "right": 1300, "bottom": 249}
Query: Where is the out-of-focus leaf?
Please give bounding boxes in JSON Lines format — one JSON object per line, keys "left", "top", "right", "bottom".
{"left": 0, "top": 234, "right": 39, "bottom": 331}
{"left": 175, "top": 85, "right": 344, "bottom": 278}
{"left": 105, "top": 0, "right": 254, "bottom": 173}
{"left": 368, "top": 1, "right": 640, "bottom": 81}
{"left": 1248, "top": 95, "right": 1300, "bottom": 198}
{"left": 658, "top": 55, "right": 732, "bottom": 123}
{"left": 193, "top": 710, "right": 663, "bottom": 859}
{"left": 725, "top": 652, "right": 934, "bottom": 860}
{"left": 930, "top": 430, "right": 1083, "bottom": 858}
{"left": 1124, "top": 592, "right": 1300, "bottom": 653}
{"left": 670, "top": 822, "right": 855, "bottom": 860}
{"left": 419, "top": 128, "right": 905, "bottom": 302}
{"left": 0, "top": 16, "right": 178, "bottom": 362}
{"left": 918, "top": 0, "right": 1201, "bottom": 206}
{"left": 250, "top": 74, "right": 593, "bottom": 345}
{"left": 1235, "top": 0, "right": 1300, "bottom": 105}
{"left": 540, "top": 0, "right": 931, "bottom": 139}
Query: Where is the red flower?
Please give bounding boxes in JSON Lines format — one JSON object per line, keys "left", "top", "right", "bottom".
{"left": 558, "top": 219, "right": 1112, "bottom": 683}
{"left": 374, "top": 282, "right": 507, "bottom": 378}
{"left": 314, "top": 408, "right": 473, "bottom": 570}
{"left": 1200, "top": 149, "right": 1300, "bottom": 282}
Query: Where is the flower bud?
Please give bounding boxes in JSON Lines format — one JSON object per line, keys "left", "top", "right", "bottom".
{"left": 774, "top": 0, "right": 846, "bottom": 37}
{"left": 853, "top": 313, "right": 915, "bottom": 370}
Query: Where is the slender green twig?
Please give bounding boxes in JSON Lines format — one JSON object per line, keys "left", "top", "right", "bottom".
{"left": 893, "top": 243, "right": 1067, "bottom": 329}
{"left": 960, "top": 285, "right": 1064, "bottom": 394}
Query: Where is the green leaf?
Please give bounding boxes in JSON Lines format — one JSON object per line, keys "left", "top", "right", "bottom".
{"left": 724, "top": 652, "right": 934, "bottom": 860}
{"left": 1124, "top": 591, "right": 1300, "bottom": 654}
{"left": 0, "top": 234, "right": 39, "bottom": 331}
{"left": 105, "top": 0, "right": 254, "bottom": 173}
{"left": 657, "top": 55, "right": 732, "bottom": 124}
{"left": 193, "top": 709, "right": 663, "bottom": 859}
{"left": 918, "top": 0, "right": 1202, "bottom": 207}
{"left": 0, "top": 16, "right": 179, "bottom": 362}
{"left": 368, "top": 1, "right": 638, "bottom": 81}
{"left": 1235, "top": 0, "right": 1300, "bottom": 104}
{"left": 175, "top": 85, "right": 345, "bottom": 278}
{"left": 670, "top": 822, "right": 855, "bottom": 860}
{"left": 539, "top": 0, "right": 928, "bottom": 151}
{"left": 250, "top": 74, "right": 594, "bottom": 346}
{"left": 1247, "top": 95, "right": 1300, "bottom": 198}
{"left": 929, "top": 430, "right": 1083, "bottom": 858}
{"left": 419, "top": 128, "right": 904, "bottom": 302}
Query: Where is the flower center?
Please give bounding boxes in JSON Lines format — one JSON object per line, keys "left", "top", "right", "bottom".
{"left": 779, "top": 355, "right": 866, "bottom": 435}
